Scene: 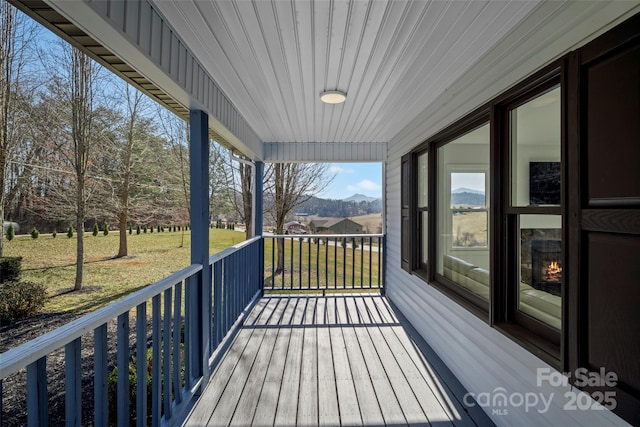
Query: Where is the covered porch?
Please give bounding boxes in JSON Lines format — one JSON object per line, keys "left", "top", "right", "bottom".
{"left": 2, "top": 1, "right": 639, "bottom": 426}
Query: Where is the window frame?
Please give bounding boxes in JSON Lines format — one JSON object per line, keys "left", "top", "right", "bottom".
{"left": 494, "top": 71, "right": 565, "bottom": 367}
{"left": 406, "top": 108, "right": 491, "bottom": 316}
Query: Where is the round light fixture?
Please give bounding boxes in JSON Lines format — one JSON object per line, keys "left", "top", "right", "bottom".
{"left": 320, "top": 90, "right": 347, "bottom": 104}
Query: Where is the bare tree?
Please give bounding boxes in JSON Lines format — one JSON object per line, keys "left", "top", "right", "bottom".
{"left": 38, "top": 44, "right": 103, "bottom": 290}
{"left": 69, "top": 48, "right": 99, "bottom": 290}
{"left": 0, "top": 4, "right": 37, "bottom": 256}
{"left": 266, "top": 163, "right": 333, "bottom": 272}
{"left": 158, "top": 108, "right": 190, "bottom": 247}
{"left": 214, "top": 146, "right": 253, "bottom": 240}
{"left": 110, "top": 84, "right": 155, "bottom": 257}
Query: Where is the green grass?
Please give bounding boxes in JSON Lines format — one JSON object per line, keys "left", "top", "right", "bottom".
{"left": 3, "top": 229, "right": 246, "bottom": 314}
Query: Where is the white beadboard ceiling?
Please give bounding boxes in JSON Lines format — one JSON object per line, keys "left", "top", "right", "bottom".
{"left": 151, "top": 0, "right": 539, "bottom": 144}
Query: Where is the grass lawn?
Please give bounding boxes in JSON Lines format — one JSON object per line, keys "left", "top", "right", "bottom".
{"left": 3, "top": 229, "right": 247, "bottom": 314}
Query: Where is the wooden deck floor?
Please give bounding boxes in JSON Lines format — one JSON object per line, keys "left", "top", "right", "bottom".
{"left": 184, "top": 295, "right": 493, "bottom": 427}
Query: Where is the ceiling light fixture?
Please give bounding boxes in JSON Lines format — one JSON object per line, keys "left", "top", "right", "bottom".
{"left": 320, "top": 90, "right": 347, "bottom": 104}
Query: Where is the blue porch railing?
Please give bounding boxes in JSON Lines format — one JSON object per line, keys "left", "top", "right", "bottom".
{"left": 0, "top": 236, "right": 262, "bottom": 427}
{"left": 0, "top": 233, "right": 383, "bottom": 425}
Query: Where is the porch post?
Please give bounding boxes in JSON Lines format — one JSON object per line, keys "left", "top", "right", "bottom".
{"left": 253, "top": 161, "right": 264, "bottom": 237}
{"left": 254, "top": 161, "right": 264, "bottom": 294}
{"left": 189, "top": 110, "right": 211, "bottom": 384}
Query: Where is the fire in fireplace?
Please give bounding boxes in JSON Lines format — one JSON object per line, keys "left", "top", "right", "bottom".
{"left": 531, "top": 239, "right": 562, "bottom": 295}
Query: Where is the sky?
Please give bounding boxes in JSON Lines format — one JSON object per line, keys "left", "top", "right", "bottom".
{"left": 318, "top": 163, "right": 383, "bottom": 200}
{"left": 451, "top": 172, "right": 486, "bottom": 193}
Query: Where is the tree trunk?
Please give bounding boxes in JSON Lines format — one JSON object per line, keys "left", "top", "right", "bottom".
{"left": 117, "top": 210, "right": 127, "bottom": 258}
{"left": 74, "top": 180, "right": 84, "bottom": 291}
{"left": 240, "top": 163, "right": 252, "bottom": 240}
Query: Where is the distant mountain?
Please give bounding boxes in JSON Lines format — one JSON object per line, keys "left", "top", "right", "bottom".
{"left": 295, "top": 194, "right": 382, "bottom": 217}
{"left": 452, "top": 187, "right": 484, "bottom": 195}
{"left": 343, "top": 193, "right": 380, "bottom": 203}
{"left": 451, "top": 190, "right": 485, "bottom": 207}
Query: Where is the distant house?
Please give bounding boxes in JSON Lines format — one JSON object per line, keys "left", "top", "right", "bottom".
{"left": 284, "top": 221, "right": 307, "bottom": 234}
{"left": 308, "top": 218, "right": 363, "bottom": 234}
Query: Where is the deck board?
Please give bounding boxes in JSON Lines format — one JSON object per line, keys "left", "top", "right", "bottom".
{"left": 183, "top": 295, "right": 494, "bottom": 427}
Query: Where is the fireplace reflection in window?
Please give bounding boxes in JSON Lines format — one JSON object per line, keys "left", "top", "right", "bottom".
{"left": 519, "top": 226, "right": 562, "bottom": 329}
{"left": 531, "top": 240, "right": 562, "bottom": 296}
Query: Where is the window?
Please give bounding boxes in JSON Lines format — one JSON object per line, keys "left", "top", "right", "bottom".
{"left": 450, "top": 171, "right": 487, "bottom": 248}
{"left": 503, "top": 84, "right": 562, "bottom": 353}
{"left": 417, "top": 152, "right": 428, "bottom": 269}
{"left": 436, "top": 123, "right": 490, "bottom": 305}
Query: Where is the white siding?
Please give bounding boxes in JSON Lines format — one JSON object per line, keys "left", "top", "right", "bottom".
{"left": 384, "top": 2, "right": 639, "bottom": 426}
{"left": 264, "top": 142, "right": 387, "bottom": 162}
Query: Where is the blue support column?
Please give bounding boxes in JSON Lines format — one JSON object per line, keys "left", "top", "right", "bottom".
{"left": 254, "top": 161, "right": 264, "bottom": 237}
{"left": 254, "top": 161, "right": 265, "bottom": 294}
{"left": 189, "top": 110, "right": 211, "bottom": 385}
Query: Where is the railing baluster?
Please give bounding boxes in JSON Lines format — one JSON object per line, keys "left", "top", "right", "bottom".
{"left": 94, "top": 324, "right": 108, "bottom": 426}
{"left": 163, "top": 288, "right": 173, "bottom": 419}
{"left": 316, "top": 238, "right": 320, "bottom": 288}
{"left": 335, "top": 239, "right": 339, "bottom": 289}
{"left": 213, "top": 261, "right": 222, "bottom": 347}
{"left": 26, "top": 356, "right": 47, "bottom": 427}
{"left": 224, "top": 256, "right": 231, "bottom": 335}
{"left": 290, "top": 237, "right": 294, "bottom": 290}
{"left": 369, "top": 237, "right": 373, "bottom": 288}
{"left": 174, "top": 282, "right": 183, "bottom": 404}
{"left": 65, "top": 338, "right": 82, "bottom": 426}
{"left": 152, "top": 295, "right": 161, "bottom": 427}
{"left": 378, "top": 236, "right": 382, "bottom": 288}
{"left": 343, "top": 238, "right": 347, "bottom": 289}
{"left": 307, "top": 237, "right": 311, "bottom": 290}
{"left": 325, "top": 239, "right": 329, "bottom": 288}
{"left": 136, "top": 303, "right": 148, "bottom": 427}
{"left": 352, "top": 240, "right": 356, "bottom": 289}
{"left": 281, "top": 238, "right": 285, "bottom": 289}
{"left": 360, "top": 237, "right": 364, "bottom": 288}
{"left": 299, "top": 237, "right": 303, "bottom": 289}
{"left": 117, "top": 312, "right": 130, "bottom": 427}
{"left": 271, "top": 237, "right": 275, "bottom": 290}
{"left": 234, "top": 251, "right": 238, "bottom": 324}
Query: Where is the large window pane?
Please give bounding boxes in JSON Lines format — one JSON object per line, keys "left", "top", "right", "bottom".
{"left": 518, "top": 215, "right": 562, "bottom": 330}
{"left": 451, "top": 172, "right": 487, "bottom": 248}
{"left": 421, "top": 211, "right": 428, "bottom": 265}
{"left": 511, "top": 86, "right": 561, "bottom": 207}
{"left": 417, "top": 152, "right": 428, "bottom": 207}
{"left": 437, "top": 123, "right": 490, "bottom": 301}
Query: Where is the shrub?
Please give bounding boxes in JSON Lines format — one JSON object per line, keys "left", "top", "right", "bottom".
{"left": 143, "top": 225, "right": 147, "bottom": 234}
{"left": 0, "top": 257, "right": 22, "bottom": 283}
{"left": 157, "top": 225, "right": 161, "bottom": 233}
{"left": 0, "top": 281, "right": 47, "bottom": 325}
{"left": 129, "top": 225, "right": 132, "bottom": 235}
{"left": 107, "top": 344, "right": 185, "bottom": 425}
{"left": 67, "top": 226, "right": 74, "bottom": 238}
{"left": 103, "top": 224, "right": 109, "bottom": 236}
{"left": 93, "top": 223, "right": 99, "bottom": 236}
{"left": 136, "top": 225, "right": 141, "bottom": 235}
{"left": 150, "top": 226, "right": 153, "bottom": 234}
{"left": 30, "top": 228, "right": 39, "bottom": 239}
{"left": 107, "top": 349, "right": 153, "bottom": 426}
{"left": 6, "top": 223, "right": 14, "bottom": 241}
{"left": 52, "top": 229, "right": 57, "bottom": 238}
